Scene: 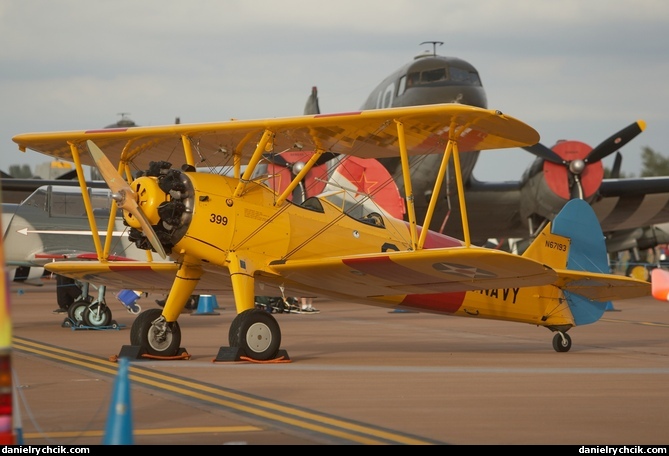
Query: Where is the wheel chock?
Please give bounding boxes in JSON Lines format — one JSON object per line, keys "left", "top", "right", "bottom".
{"left": 214, "top": 346, "right": 244, "bottom": 361}
{"left": 213, "top": 347, "right": 290, "bottom": 363}
{"left": 117, "top": 345, "right": 146, "bottom": 359}
{"left": 115, "top": 345, "right": 189, "bottom": 360}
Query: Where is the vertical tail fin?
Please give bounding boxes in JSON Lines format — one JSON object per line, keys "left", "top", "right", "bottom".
{"left": 522, "top": 199, "right": 633, "bottom": 325}
{"left": 522, "top": 199, "right": 610, "bottom": 274}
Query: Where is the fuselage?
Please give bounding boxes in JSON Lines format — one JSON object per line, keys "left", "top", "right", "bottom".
{"left": 129, "top": 166, "right": 575, "bottom": 329}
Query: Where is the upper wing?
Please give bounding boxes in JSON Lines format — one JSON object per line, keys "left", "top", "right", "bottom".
{"left": 13, "top": 104, "right": 539, "bottom": 171}
{"left": 269, "top": 246, "right": 557, "bottom": 296}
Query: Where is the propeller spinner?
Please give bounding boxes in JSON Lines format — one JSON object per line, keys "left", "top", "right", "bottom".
{"left": 86, "top": 140, "right": 167, "bottom": 259}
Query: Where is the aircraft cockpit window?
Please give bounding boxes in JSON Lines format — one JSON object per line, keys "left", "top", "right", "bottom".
{"left": 89, "top": 191, "right": 114, "bottom": 217}
{"left": 360, "top": 212, "right": 385, "bottom": 228}
{"left": 450, "top": 67, "right": 481, "bottom": 85}
{"left": 22, "top": 188, "right": 47, "bottom": 211}
{"left": 300, "top": 197, "right": 324, "bottom": 213}
{"left": 407, "top": 72, "right": 420, "bottom": 87}
{"left": 47, "top": 188, "right": 114, "bottom": 218}
{"left": 50, "top": 191, "right": 86, "bottom": 217}
{"left": 421, "top": 68, "right": 447, "bottom": 83}
{"left": 397, "top": 75, "right": 407, "bottom": 96}
{"left": 321, "top": 191, "right": 385, "bottom": 228}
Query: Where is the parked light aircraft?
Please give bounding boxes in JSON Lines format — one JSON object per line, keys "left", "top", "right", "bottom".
{"left": 12, "top": 103, "right": 651, "bottom": 360}
{"left": 1, "top": 185, "right": 154, "bottom": 326}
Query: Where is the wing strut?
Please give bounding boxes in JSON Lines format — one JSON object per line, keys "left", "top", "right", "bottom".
{"left": 234, "top": 130, "right": 274, "bottom": 197}
{"left": 69, "top": 142, "right": 106, "bottom": 261}
{"left": 413, "top": 120, "right": 473, "bottom": 249}
{"left": 394, "top": 120, "right": 419, "bottom": 250}
{"left": 180, "top": 135, "right": 196, "bottom": 167}
{"left": 451, "top": 136, "right": 471, "bottom": 247}
{"left": 418, "top": 132, "right": 454, "bottom": 249}
{"left": 275, "top": 148, "right": 326, "bottom": 207}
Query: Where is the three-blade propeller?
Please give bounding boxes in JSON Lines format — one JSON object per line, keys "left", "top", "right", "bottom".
{"left": 86, "top": 140, "right": 167, "bottom": 259}
{"left": 523, "top": 120, "right": 645, "bottom": 198}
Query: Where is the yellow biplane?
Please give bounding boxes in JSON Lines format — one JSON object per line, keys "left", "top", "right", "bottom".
{"left": 12, "top": 104, "right": 651, "bottom": 361}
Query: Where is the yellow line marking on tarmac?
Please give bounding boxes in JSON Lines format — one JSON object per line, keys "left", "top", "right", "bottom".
{"left": 23, "top": 426, "right": 261, "bottom": 439}
{"left": 12, "top": 336, "right": 437, "bottom": 445}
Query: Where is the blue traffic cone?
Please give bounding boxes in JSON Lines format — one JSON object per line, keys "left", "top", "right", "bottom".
{"left": 192, "top": 295, "right": 220, "bottom": 316}
{"left": 103, "top": 357, "right": 133, "bottom": 445}
{"left": 605, "top": 301, "right": 617, "bottom": 311}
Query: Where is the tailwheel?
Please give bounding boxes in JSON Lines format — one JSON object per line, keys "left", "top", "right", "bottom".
{"left": 82, "top": 302, "right": 113, "bottom": 327}
{"left": 552, "top": 332, "right": 572, "bottom": 353}
{"left": 229, "top": 308, "right": 281, "bottom": 361}
{"left": 131, "top": 308, "right": 181, "bottom": 356}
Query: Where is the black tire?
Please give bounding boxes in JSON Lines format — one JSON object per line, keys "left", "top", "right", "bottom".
{"left": 131, "top": 308, "right": 181, "bottom": 356}
{"left": 228, "top": 313, "right": 243, "bottom": 347}
{"left": 67, "top": 297, "right": 92, "bottom": 324}
{"left": 228, "top": 308, "right": 281, "bottom": 361}
{"left": 552, "top": 332, "right": 572, "bottom": 353}
{"left": 82, "top": 303, "right": 112, "bottom": 327}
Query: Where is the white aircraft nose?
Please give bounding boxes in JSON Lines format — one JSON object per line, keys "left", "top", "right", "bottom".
{"left": 3, "top": 215, "right": 44, "bottom": 266}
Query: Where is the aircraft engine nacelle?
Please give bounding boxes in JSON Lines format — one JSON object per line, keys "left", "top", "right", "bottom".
{"left": 605, "top": 226, "right": 669, "bottom": 254}
{"left": 518, "top": 152, "right": 603, "bottom": 234}
{"left": 124, "top": 162, "right": 194, "bottom": 256}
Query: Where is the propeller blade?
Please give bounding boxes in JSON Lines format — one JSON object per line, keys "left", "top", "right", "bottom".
{"left": 314, "top": 151, "right": 338, "bottom": 167}
{"left": 522, "top": 143, "right": 564, "bottom": 164}
{"left": 585, "top": 120, "right": 646, "bottom": 164}
{"left": 610, "top": 151, "right": 622, "bottom": 178}
{"left": 264, "top": 152, "right": 290, "bottom": 168}
{"left": 86, "top": 140, "right": 167, "bottom": 259}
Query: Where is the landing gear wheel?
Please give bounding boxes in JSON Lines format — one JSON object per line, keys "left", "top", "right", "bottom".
{"left": 552, "top": 332, "right": 572, "bottom": 353}
{"left": 83, "top": 302, "right": 113, "bottom": 327}
{"left": 229, "top": 308, "right": 281, "bottom": 361}
{"left": 68, "top": 297, "right": 92, "bottom": 325}
{"left": 131, "top": 308, "right": 181, "bottom": 356}
{"left": 131, "top": 308, "right": 161, "bottom": 345}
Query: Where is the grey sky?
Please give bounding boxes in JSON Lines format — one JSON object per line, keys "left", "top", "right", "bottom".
{"left": 1, "top": 0, "right": 667, "bottom": 181}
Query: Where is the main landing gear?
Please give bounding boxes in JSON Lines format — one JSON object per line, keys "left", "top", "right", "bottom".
{"left": 63, "top": 281, "right": 142, "bottom": 329}
{"left": 126, "top": 306, "right": 283, "bottom": 361}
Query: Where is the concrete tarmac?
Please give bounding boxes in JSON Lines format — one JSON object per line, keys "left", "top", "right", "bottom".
{"left": 7, "top": 279, "right": 669, "bottom": 445}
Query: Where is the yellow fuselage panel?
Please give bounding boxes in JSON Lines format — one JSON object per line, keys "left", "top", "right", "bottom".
{"left": 170, "top": 172, "right": 415, "bottom": 273}
{"left": 171, "top": 173, "right": 290, "bottom": 267}
{"left": 372, "top": 285, "right": 574, "bottom": 327}
{"left": 456, "top": 284, "right": 574, "bottom": 326}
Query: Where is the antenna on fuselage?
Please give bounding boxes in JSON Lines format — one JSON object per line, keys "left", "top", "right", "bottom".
{"left": 419, "top": 41, "right": 443, "bottom": 56}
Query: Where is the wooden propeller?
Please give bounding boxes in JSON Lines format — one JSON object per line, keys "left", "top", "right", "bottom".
{"left": 86, "top": 140, "right": 167, "bottom": 259}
